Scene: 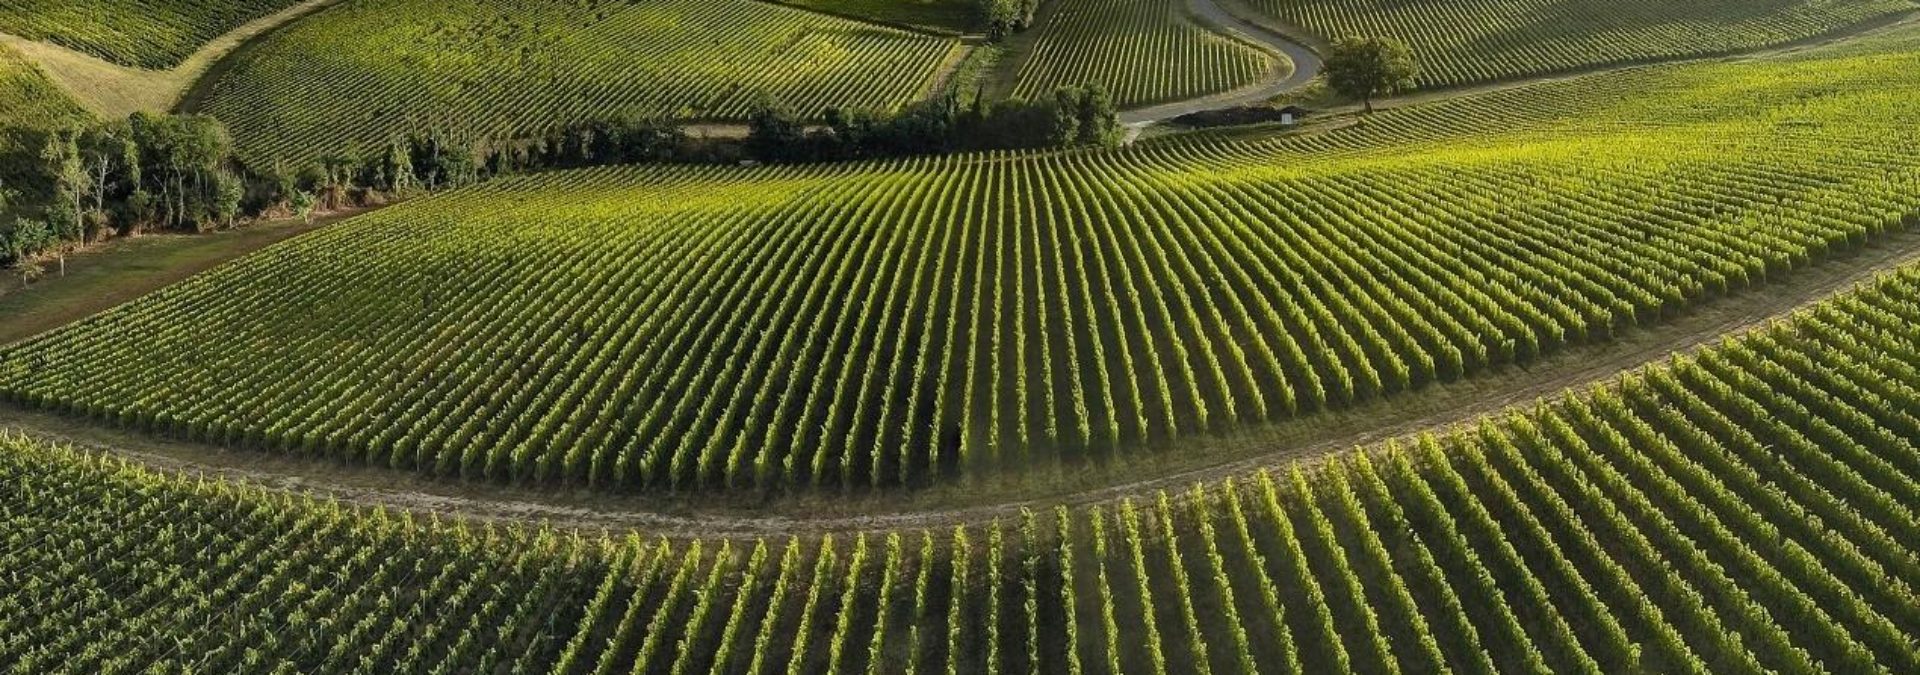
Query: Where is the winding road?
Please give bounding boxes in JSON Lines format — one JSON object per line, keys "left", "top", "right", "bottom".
{"left": 1119, "top": 0, "right": 1323, "bottom": 128}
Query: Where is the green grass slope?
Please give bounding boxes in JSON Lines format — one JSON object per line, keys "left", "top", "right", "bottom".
{"left": 0, "top": 0, "right": 303, "bottom": 69}
{"left": 6, "top": 259, "right": 1920, "bottom": 671}
{"left": 1244, "top": 0, "right": 1915, "bottom": 88}
{"left": 7, "top": 32, "right": 1920, "bottom": 493}
{"left": 191, "top": 0, "right": 964, "bottom": 165}
{"left": 1010, "top": 0, "right": 1276, "bottom": 106}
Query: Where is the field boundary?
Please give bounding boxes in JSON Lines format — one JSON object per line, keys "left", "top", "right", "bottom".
{"left": 0, "top": 206, "right": 385, "bottom": 348}
{"left": 0, "top": 0, "right": 351, "bottom": 120}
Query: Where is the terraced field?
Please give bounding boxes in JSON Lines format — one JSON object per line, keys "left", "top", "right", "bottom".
{"left": 8, "top": 255, "right": 1920, "bottom": 671}
{"left": 0, "top": 0, "right": 302, "bottom": 68}
{"left": 6, "top": 33, "right": 1918, "bottom": 494}
{"left": 191, "top": 0, "right": 964, "bottom": 165}
{"left": 1010, "top": 0, "right": 1277, "bottom": 107}
{"left": 1243, "top": 0, "right": 1915, "bottom": 88}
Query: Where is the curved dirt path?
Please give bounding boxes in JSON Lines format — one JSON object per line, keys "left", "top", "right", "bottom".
{"left": 9, "top": 227, "right": 1920, "bottom": 537}
{"left": 0, "top": 0, "right": 349, "bottom": 120}
{"left": 1118, "top": 0, "right": 1322, "bottom": 127}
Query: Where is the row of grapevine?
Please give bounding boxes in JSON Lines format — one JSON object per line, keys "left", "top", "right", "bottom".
{"left": 7, "top": 264, "right": 1920, "bottom": 671}
{"left": 9, "top": 32, "right": 1920, "bottom": 493}
{"left": 1009, "top": 0, "right": 1275, "bottom": 106}
{"left": 194, "top": 0, "right": 963, "bottom": 164}
{"left": 1245, "top": 0, "right": 1910, "bottom": 89}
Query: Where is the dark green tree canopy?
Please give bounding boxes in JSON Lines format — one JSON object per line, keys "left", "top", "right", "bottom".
{"left": 1325, "top": 36, "right": 1418, "bottom": 113}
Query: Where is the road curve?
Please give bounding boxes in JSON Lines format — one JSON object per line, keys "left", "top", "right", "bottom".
{"left": 1118, "top": 0, "right": 1323, "bottom": 127}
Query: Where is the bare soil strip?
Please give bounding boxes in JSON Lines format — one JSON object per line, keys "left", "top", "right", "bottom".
{"left": 8, "top": 227, "right": 1919, "bottom": 537}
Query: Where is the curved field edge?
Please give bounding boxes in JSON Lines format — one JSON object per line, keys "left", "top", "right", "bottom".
{"left": 0, "top": 0, "right": 347, "bottom": 120}
{"left": 1233, "top": 0, "right": 1920, "bottom": 91}
{"left": 5, "top": 262, "right": 1920, "bottom": 670}
{"left": 4, "top": 228, "right": 1919, "bottom": 531}
{"left": 0, "top": 0, "right": 305, "bottom": 69}
{"left": 4, "top": 31, "right": 1920, "bottom": 497}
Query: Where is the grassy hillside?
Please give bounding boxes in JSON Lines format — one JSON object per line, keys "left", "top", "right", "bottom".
{"left": 1243, "top": 0, "right": 1914, "bottom": 88}
{"left": 0, "top": 0, "right": 303, "bottom": 69}
{"left": 191, "top": 0, "right": 964, "bottom": 165}
{"left": 7, "top": 32, "right": 1919, "bottom": 493}
{"left": 6, "top": 259, "right": 1920, "bottom": 670}
{"left": 1010, "top": 0, "right": 1276, "bottom": 106}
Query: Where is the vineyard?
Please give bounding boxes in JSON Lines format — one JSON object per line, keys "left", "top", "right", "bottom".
{"left": 1009, "top": 0, "right": 1276, "bottom": 106}
{"left": 6, "top": 258, "right": 1920, "bottom": 671}
{"left": 0, "top": 0, "right": 302, "bottom": 69}
{"left": 6, "top": 32, "right": 1920, "bottom": 493}
{"left": 1243, "top": 0, "right": 1915, "bottom": 88}
{"left": 191, "top": 0, "right": 964, "bottom": 164}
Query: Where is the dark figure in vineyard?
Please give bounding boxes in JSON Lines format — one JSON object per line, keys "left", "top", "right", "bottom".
{"left": 1325, "top": 36, "right": 1418, "bottom": 113}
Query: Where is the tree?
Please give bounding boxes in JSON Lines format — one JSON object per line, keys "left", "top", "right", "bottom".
{"left": 1074, "top": 84, "right": 1122, "bottom": 147}
{"left": 290, "top": 190, "right": 317, "bottom": 225}
{"left": 979, "top": 0, "right": 1018, "bottom": 39}
{"left": 41, "top": 127, "right": 89, "bottom": 239}
{"left": 1324, "top": 36, "right": 1417, "bottom": 113}
{"left": 1046, "top": 87, "right": 1083, "bottom": 147}
{"left": 747, "top": 98, "right": 805, "bottom": 163}
{"left": 77, "top": 121, "right": 137, "bottom": 227}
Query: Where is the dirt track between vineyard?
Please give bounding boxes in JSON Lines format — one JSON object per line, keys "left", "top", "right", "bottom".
{"left": 8, "top": 227, "right": 1919, "bottom": 538}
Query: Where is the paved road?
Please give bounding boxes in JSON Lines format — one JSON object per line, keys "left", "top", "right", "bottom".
{"left": 1118, "top": 0, "right": 1323, "bottom": 128}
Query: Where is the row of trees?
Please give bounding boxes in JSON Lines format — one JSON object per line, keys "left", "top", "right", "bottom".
{"left": 1, "top": 115, "right": 503, "bottom": 271}
{"left": 4, "top": 84, "right": 1123, "bottom": 271}
{"left": 5, "top": 113, "right": 242, "bottom": 273}
{"left": 747, "top": 84, "right": 1122, "bottom": 163}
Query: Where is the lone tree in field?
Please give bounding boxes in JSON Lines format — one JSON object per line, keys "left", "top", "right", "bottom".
{"left": 1325, "top": 36, "right": 1417, "bottom": 113}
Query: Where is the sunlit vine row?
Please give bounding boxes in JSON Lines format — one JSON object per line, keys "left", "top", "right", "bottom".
{"left": 1245, "top": 0, "right": 1909, "bottom": 88}
{"left": 6, "top": 262, "right": 1920, "bottom": 671}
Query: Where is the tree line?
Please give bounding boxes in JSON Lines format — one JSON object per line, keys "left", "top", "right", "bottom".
{"left": 747, "top": 84, "right": 1122, "bottom": 164}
